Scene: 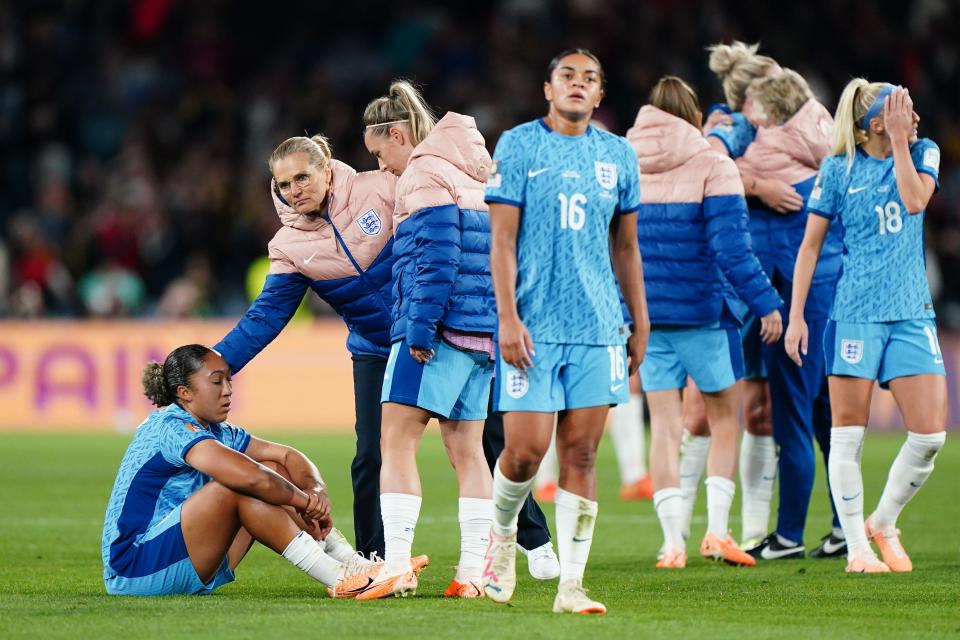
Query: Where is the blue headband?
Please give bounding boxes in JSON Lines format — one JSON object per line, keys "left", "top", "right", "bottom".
{"left": 859, "top": 84, "right": 896, "bottom": 129}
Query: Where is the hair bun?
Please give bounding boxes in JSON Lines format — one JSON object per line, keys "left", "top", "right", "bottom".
{"left": 708, "top": 41, "right": 759, "bottom": 77}
{"left": 142, "top": 361, "right": 171, "bottom": 407}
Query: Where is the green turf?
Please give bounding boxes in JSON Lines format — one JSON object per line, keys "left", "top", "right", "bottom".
{"left": 1, "top": 431, "right": 958, "bottom": 639}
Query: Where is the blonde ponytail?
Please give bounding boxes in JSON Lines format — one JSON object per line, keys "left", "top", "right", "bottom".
{"left": 832, "top": 78, "right": 886, "bottom": 168}
{"left": 707, "top": 40, "right": 778, "bottom": 111}
{"left": 268, "top": 134, "right": 333, "bottom": 173}
{"left": 363, "top": 79, "right": 437, "bottom": 147}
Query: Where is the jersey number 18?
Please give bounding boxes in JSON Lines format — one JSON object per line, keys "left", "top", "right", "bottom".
{"left": 875, "top": 201, "right": 903, "bottom": 235}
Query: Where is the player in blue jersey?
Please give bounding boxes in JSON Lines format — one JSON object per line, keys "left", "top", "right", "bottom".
{"left": 786, "top": 80, "right": 946, "bottom": 573}
{"left": 482, "top": 49, "right": 649, "bottom": 615}
{"left": 102, "top": 344, "right": 384, "bottom": 597}
{"left": 678, "top": 41, "right": 788, "bottom": 548}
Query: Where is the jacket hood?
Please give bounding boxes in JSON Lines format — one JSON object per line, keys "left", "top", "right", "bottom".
{"left": 408, "top": 112, "right": 491, "bottom": 182}
{"left": 626, "top": 105, "right": 711, "bottom": 174}
{"left": 738, "top": 99, "right": 834, "bottom": 177}
{"left": 271, "top": 159, "right": 356, "bottom": 232}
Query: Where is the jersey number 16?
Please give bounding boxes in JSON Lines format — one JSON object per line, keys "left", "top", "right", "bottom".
{"left": 558, "top": 193, "right": 587, "bottom": 231}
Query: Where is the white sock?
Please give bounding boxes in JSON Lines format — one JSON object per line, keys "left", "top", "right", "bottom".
{"left": 493, "top": 460, "right": 535, "bottom": 536}
{"left": 281, "top": 530, "right": 342, "bottom": 587}
{"left": 739, "top": 432, "right": 777, "bottom": 542}
{"left": 653, "top": 487, "right": 685, "bottom": 551}
{"left": 456, "top": 497, "right": 492, "bottom": 582}
{"left": 610, "top": 393, "right": 647, "bottom": 484}
{"left": 321, "top": 528, "right": 357, "bottom": 563}
{"left": 535, "top": 427, "right": 558, "bottom": 488}
{"left": 381, "top": 492, "right": 421, "bottom": 574}
{"left": 828, "top": 427, "right": 869, "bottom": 556}
{"left": 679, "top": 434, "right": 711, "bottom": 538}
{"left": 705, "top": 476, "right": 736, "bottom": 539}
{"left": 872, "top": 431, "right": 945, "bottom": 533}
{"left": 555, "top": 488, "right": 598, "bottom": 584}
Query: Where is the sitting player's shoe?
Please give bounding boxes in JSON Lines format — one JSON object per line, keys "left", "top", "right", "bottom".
{"left": 354, "top": 566, "right": 418, "bottom": 600}
{"left": 655, "top": 547, "right": 686, "bottom": 569}
{"left": 746, "top": 533, "right": 805, "bottom": 560}
{"left": 329, "top": 555, "right": 384, "bottom": 599}
{"left": 700, "top": 531, "right": 756, "bottom": 566}
{"left": 809, "top": 531, "right": 847, "bottom": 558}
{"left": 865, "top": 515, "right": 912, "bottom": 572}
{"left": 535, "top": 481, "right": 558, "bottom": 503}
{"left": 411, "top": 554, "right": 430, "bottom": 575}
{"left": 619, "top": 474, "right": 653, "bottom": 501}
{"left": 443, "top": 579, "right": 483, "bottom": 598}
{"left": 519, "top": 542, "right": 560, "bottom": 580}
{"left": 482, "top": 530, "right": 517, "bottom": 603}
{"left": 552, "top": 579, "right": 606, "bottom": 615}
{"left": 845, "top": 550, "right": 890, "bottom": 574}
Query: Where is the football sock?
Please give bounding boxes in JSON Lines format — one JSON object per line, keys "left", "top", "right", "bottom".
{"left": 872, "top": 431, "right": 945, "bottom": 533}
{"left": 740, "top": 432, "right": 777, "bottom": 542}
{"left": 610, "top": 393, "right": 647, "bottom": 485}
{"left": 828, "top": 427, "right": 869, "bottom": 555}
{"left": 456, "top": 497, "right": 492, "bottom": 582}
{"left": 653, "top": 487, "right": 685, "bottom": 551}
{"left": 555, "top": 488, "right": 598, "bottom": 584}
{"left": 705, "top": 476, "right": 736, "bottom": 539}
{"left": 282, "top": 530, "right": 341, "bottom": 587}
{"left": 381, "top": 492, "right": 421, "bottom": 575}
{"left": 492, "top": 460, "right": 535, "bottom": 536}
{"left": 679, "top": 434, "right": 711, "bottom": 538}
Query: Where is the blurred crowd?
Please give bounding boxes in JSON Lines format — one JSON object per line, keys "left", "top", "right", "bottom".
{"left": 1, "top": 0, "right": 958, "bottom": 322}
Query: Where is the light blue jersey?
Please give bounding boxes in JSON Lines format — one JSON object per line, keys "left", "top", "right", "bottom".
{"left": 102, "top": 404, "right": 250, "bottom": 583}
{"left": 808, "top": 138, "right": 940, "bottom": 322}
{"left": 707, "top": 111, "right": 756, "bottom": 159}
{"left": 485, "top": 119, "right": 641, "bottom": 346}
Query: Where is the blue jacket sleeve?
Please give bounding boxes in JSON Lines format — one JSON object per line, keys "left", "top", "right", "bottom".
{"left": 406, "top": 204, "right": 462, "bottom": 349}
{"left": 213, "top": 272, "right": 309, "bottom": 373}
{"left": 704, "top": 194, "right": 783, "bottom": 317}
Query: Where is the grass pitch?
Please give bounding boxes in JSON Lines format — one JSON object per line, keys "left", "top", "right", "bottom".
{"left": 1, "top": 431, "right": 958, "bottom": 639}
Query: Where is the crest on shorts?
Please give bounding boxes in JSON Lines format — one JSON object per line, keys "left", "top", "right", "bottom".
{"left": 595, "top": 161, "right": 617, "bottom": 190}
{"left": 357, "top": 209, "right": 382, "bottom": 236}
{"left": 840, "top": 339, "right": 864, "bottom": 365}
{"left": 506, "top": 370, "right": 529, "bottom": 399}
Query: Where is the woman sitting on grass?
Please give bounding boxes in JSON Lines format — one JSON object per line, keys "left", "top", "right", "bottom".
{"left": 101, "top": 343, "right": 381, "bottom": 598}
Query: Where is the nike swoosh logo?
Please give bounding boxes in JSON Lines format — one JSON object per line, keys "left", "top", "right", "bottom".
{"left": 761, "top": 475, "right": 776, "bottom": 481}
{"left": 341, "top": 577, "right": 374, "bottom": 595}
{"left": 841, "top": 492, "right": 861, "bottom": 501}
{"left": 572, "top": 536, "right": 592, "bottom": 542}
{"left": 760, "top": 545, "right": 803, "bottom": 560}
{"left": 304, "top": 250, "right": 320, "bottom": 265}
{"left": 909, "top": 481, "right": 922, "bottom": 488}
{"left": 848, "top": 186, "right": 868, "bottom": 194}
{"left": 821, "top": 538, "right": 846, "bottom": 554}
{"left": 527, "top": 168, "right": 549, "bottom": 178}
{"left": 495, "top": 504, "right": 513, "bottom": 512}
{"left": 610, "top": 384, "right": 624, "bottom": 393}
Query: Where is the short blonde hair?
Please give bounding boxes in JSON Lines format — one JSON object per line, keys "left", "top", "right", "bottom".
{"left": 268, "top": 135, "right": 333, "bottom": 173}
{"left": 746, "top": 69, "right": 813, "bottom": 125}
{"left": 708, "top": 40, "right": 779, "bottom": 111}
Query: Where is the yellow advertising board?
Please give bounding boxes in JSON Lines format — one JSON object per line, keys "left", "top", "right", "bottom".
{"left": 0, "top": 320, "right": 353, "bottom": 432}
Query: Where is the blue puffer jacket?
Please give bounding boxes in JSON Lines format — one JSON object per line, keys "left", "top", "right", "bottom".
{"left": 735, "top": 99, "right": 842, "bottom": 317}
{"left": 390, "top": 112, "right": 496, "bottom": 348}
{"left": 215, "top": 160, "right": 398, "bottom": 371}
{"left": 627, "top": 106, "right": 782, "bottom": 327}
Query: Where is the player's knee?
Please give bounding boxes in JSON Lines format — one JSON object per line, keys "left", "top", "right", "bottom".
{"left": 558, "top": 443, "right": 598, "bottom": 474}
{"left": 684, "top": 415, "right": 710, "bottom": 437}
{"left": 501, "top": 444, "right": 545, "bottom": 478}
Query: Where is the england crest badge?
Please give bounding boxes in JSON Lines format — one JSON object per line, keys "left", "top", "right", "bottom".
{"left": 357, "top": 209, "right": 382, "bottom": 236}
{"left": 595, "top": 161, "right": 617, "bottom": 190}
{"left": 840, "top": 339, "right": 864, "bottom": 365}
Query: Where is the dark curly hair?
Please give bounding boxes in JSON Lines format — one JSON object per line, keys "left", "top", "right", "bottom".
{"left": 142, "top": 344, "right": 214, "bottom": 407}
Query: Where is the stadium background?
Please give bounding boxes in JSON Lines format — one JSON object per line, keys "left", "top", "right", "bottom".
{"left": 1, "top": 0, "right": 959, "bottom": 431}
